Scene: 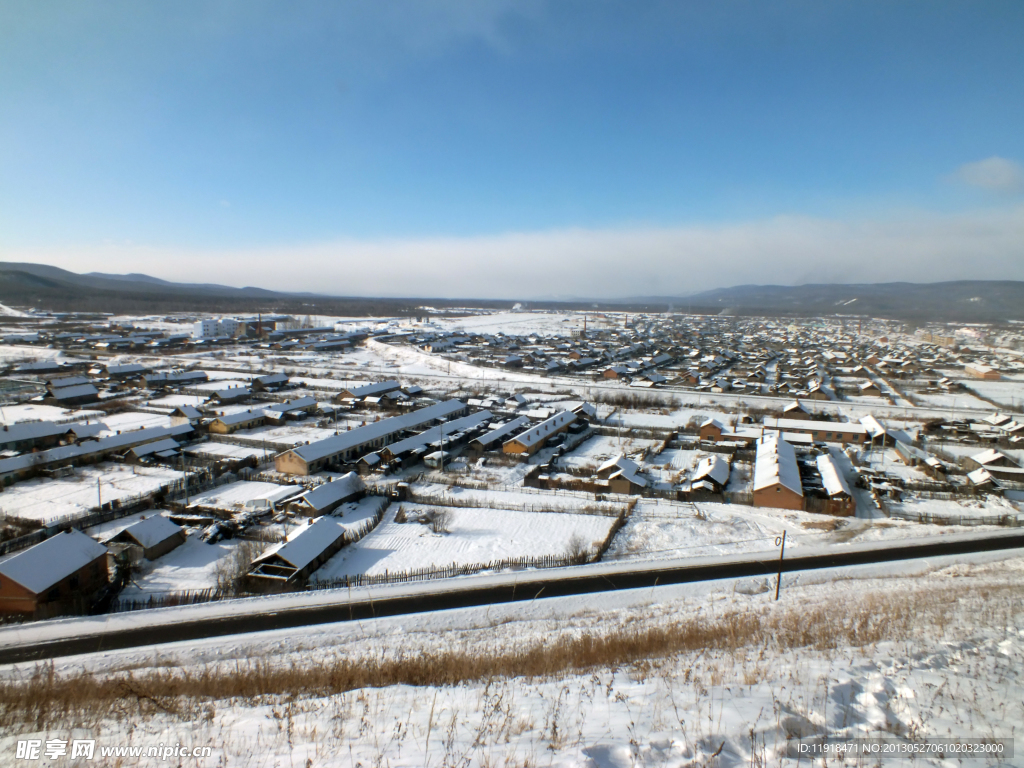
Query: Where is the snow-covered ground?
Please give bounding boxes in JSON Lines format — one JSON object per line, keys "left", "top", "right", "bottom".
{"left": 0, "top": 402, "right": 76, "bottom": 424}
{"left": 185, "top": 442, "right": 267, "bottom": 461}
{"left": 859, "top": 447, "right": 934, "bottom": 483}
{"left": 145, "top": 394, "right": 206, "bottom": 409}
{"left": 232, "top": 422, "right": 341, "bottom": 446}
{"left": 914, "top": 390, "right": 995, "bottom": 411}
{"left": 889, "top": 495, "right": 1022, "bottom": 522}
{"left": 963, "top": 378, "right": 1024, "bottom": 408}
{"left": 97, "top": 411, "right": 173, "bottom": 434}
{"left": 0, "top": 550, "right": 1019, "bottom": 767}
{"left": 558, "top": 434, "right": 664, "bottom": 471}
{"left": 185, "top": 480, "right": 302, "bottom": 512}
{"left": 311, "top": 502, "right": 617, "bottom": 580}
{"left": 118, "top": 536, "right": 240, "bottom": 597}
{"left": 0, "top": 463, "right": 183, "bottom": 522}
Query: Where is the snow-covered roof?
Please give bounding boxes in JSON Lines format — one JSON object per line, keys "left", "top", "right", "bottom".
{"left": 297, "top": 473, "right": 366, "bottom": 510}
{"left": 254, "top": 517, "right": 348, "bottom": 571}
{"left": 264, "top": 396, "right": 317, "bottom": 414}
{"left": 49, "top": 383, "right": 99, "bottom": 400}
{"left": 384, "top": 410, "right": 493, "bottom": 456}
{"left": 859, "top": 415, "right": 886, "bottom": 439}
{"left": 573, "top": 402, "right": 597, "bottom": 419}
{"left": 815, "top": 454, "right": 852, "bottom": 498}
{"left": 504, "top": 411, "right": 576, "bottom": 449}
{"left": 967, "top": 467, "right": 996, "bottom": 486}
{"left": 0, "top": 420, "right": 68, "bottom": 444}
{"left": 472, "top": 416, "right": 531, "bottom": 449}
{"left": 293, "top": 400, "right": 465, "bottom": 463}
{"left": 345, "top": 380, "right": 401, "bottom": 398}
{"left": 691, "top": 455, "right": 730, "bottom": 487}
{"left": 112, "top": 515, "right": 185, "bottom": 549}
{"left": 128, "top": 438, "right": 181, "bottom": 458}
{"left": 210, "top": 387, "right": 252, "bottom": 399}
{"left": 0, "top": 530, "right": 107, "bottom": 594}
{"left": 753, "top": 432, "right": 803, "bottom": 496}
{"left": 0, "top": 424, "right": 191, "bottom": 476}
{"left": 762, "top": 417, "right": 866, "bottom": 435}
{"left": 598, "top": 455, "right": 641, "bottom": 476}
{"left": 212, "top": 410, "right": 264, "bottom": 426}
{"left": 255, "top": 373, "right": 289, "bottom": 386}
{"left": 971, "top": 448, "right": 1017, "bottom": 467}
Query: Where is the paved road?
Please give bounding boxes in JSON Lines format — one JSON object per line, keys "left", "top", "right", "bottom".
{"left": 2, "top": 532, "right": 1022, "bottom": 665}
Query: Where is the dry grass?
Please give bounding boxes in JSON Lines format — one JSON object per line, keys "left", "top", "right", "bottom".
{"left": 800, "top": 518, "right": 842, "bottom": 532}
{"left": 3, "top": 582, "right": 1015, "bottom": 731}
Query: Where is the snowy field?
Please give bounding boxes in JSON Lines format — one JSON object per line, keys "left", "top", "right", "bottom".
{"left": 311, "top": 502, "right": 617, "bottom": 580}
{"left": 1, "top": 550, "right": 1019, "bottom": 767}
{"left": 0, "top": 403, "right": 77, "bottom": 424}
{"left": 890, "top": 495, "right": 1023, "bottom": 521}
{"left": 606, "top": 499, "right": 1006, "bottom": 562}
{"left": 963, "top": 378, "right": 1024, "bottom": 408}
{"left": 913, "top": 390, "right": 996, "bottom": 411}
{"left": 0, "top": 463, "right": 183, "bottom": 522}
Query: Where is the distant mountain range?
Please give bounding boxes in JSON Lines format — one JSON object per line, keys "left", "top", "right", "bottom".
{"left": 670, "top": 281, "right": 1024, "bottom": 322}
{"left": 0, "top": 262, "right": 291, "bottom": 299}
{"left": 0, "top": 262, "right": 1021, "bottom": 322}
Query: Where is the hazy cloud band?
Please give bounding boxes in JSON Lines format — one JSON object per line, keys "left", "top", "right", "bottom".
{"left": 5, "top": 205, "right": 1024, "bottom": 301}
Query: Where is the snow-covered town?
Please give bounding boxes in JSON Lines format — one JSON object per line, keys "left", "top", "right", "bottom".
{"left": 4, "top": 2, "right": 1023, "bottom": 764}
{"left": 0, "top": 306, "right": 1022, "bottom": 764}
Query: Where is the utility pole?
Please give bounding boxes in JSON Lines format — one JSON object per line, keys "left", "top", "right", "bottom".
{"left": 181, "top": 454, "right": 190, "bottom": 505}
{"left": 439, "top": 423, "right": 445, "bottom": 473}
{"left": 774, "top": 531, "right": 786, "bottom": 601}
{"left": 97, "top": 478, "right": 102, "bottom": 510}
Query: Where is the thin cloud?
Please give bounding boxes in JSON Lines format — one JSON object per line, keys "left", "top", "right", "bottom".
{"left": 6, "top": 205, "right": 1024, "bottom": 300}
{"left": 953, "top": 157, "right": 1024, "bottom": 193}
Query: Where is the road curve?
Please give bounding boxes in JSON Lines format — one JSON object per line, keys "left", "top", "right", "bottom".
{"left": 2, "top": 531, "right": 1022, "bottom": 665}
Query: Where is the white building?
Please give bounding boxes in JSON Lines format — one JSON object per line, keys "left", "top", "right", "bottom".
{"left": 193, "top": 318, "right": 241, "bottom": 338}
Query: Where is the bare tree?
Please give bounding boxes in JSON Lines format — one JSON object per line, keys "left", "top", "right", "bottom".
{"left": 429, "top": 509, "right": 452, "bottom": 534}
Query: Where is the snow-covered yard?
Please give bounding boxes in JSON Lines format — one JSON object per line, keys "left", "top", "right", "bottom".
{"left": 185, "top": 480, "right": 302, "bottom": 513}
{"left": 558, "top": 434, "right": 663, "bottom": 471}
{"left": 0, "top": 463, "right": 183, "bottom": 522}
{"left": 98, "top": 411, "right": 173, "bottom": 434}
{"left": 311, "top": 503, "right": 617, "bottom": 580}
{"left": 118, "top": 536, "right": 240, "bottom": 598}
{"left": 889, "top": 494, "right": 1022, "bottom": 523}
{"left": 914, "top": 390, "right": 995, "bottom": 410}
{"left": 963, "top": 378, "right": 1024, "bottom": 408}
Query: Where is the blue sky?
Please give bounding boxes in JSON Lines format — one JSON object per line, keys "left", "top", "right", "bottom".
{"left": 1, "top": 1, "right": 1022, "bottom": 297}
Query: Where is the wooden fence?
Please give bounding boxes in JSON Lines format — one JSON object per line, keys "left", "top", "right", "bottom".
{"left": 109, "top": 587, "right": 227, "bottom": 613}
{"left": 308, "top": 551, "right": 591, "bottom": 591}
